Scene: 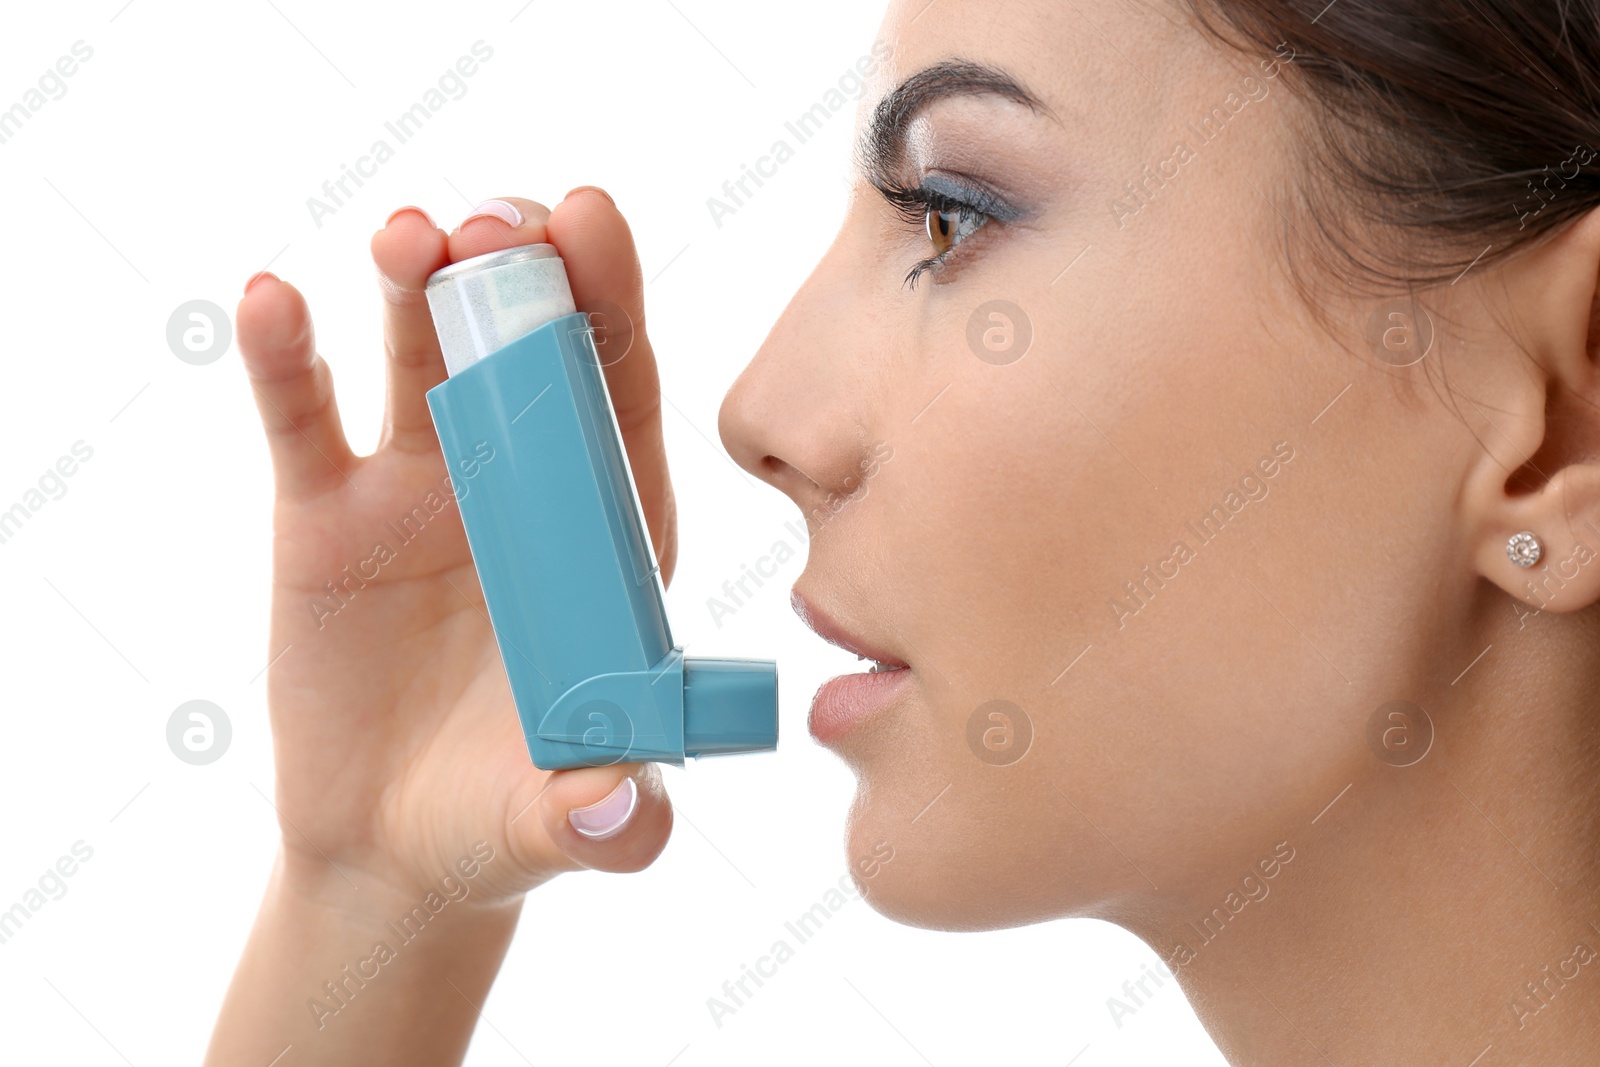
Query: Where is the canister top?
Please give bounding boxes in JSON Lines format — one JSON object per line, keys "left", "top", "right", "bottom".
{"left": 425, "top": 243, "right": 578, "bottom": 377}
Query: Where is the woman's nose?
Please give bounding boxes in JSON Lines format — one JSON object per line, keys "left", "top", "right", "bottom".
{"left": 717, "top": 249, "right": 886, "bottom": 526}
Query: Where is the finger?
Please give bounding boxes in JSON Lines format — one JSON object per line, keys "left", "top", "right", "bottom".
{"left": 446, "top": 196, "right": 552, "bottom": 263}
{"left": 531, "top": 763, "right": 672, "bottom": 874}
{"left": 371, "top": 206, "right": 451, "bottom": 453}
{"left": 546, "top": 187, "right": 678, "bottom": 583}
{"left": 236, "top": 273, "right": 358, "bottom": 498}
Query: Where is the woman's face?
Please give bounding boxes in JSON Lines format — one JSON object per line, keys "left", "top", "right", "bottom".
{"left": 718, "top": 0, "right": 1491, "bottom": 931}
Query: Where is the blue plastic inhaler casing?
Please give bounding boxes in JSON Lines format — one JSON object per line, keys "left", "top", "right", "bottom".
{"left": 423, "top": 244, "right": 778, "bottom": 771}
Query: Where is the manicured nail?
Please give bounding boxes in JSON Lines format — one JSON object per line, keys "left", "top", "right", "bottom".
{"left": 244, "top": 271, "right": 277, "bottom": 295}
{"left": 463, "top": 199, "right": 523, "bottom": 228}
{"left": 386, "top": 205, "right": 438, "bottom": 229}
{"left": 568, "top": 777, "right": 638, "bottom": 840}
{"left": 564, "top": 185, "right": 615, "bottom": 206}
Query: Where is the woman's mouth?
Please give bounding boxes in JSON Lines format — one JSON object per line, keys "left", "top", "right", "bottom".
{"left": 791, "top": 589, "right": 914, "bottom": 744}
{"left": 807, "top": 667, "right": 914, "bottom": 744}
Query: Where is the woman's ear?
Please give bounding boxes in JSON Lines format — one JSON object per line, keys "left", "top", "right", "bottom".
{"left": 1462, "top": 205, "right": 1600, "bottom": 614}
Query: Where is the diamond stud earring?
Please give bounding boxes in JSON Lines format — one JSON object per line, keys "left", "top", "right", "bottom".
{"left": 1507, "top": 531, "right": 1543, "bottom": 568}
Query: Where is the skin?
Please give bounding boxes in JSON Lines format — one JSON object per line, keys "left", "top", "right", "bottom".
{"left": 212, "top": 0, "right": 1600, "bottom": 1063}
{"left": 206, "top": 191, "right": 680, "bottom": 1064}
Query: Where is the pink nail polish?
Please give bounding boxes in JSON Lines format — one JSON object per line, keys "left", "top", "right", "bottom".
{"left": 567, "top": 777, "right": 638, "bottom": 840}
{"left": 462, "top": 199, "right": 523, "bottom": 228}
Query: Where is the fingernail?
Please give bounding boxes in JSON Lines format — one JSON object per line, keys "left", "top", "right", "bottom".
{"left": 386, "top": 205, "right": 438, "bottom": 229}
{"left": 463, "top": 199, "right": 523, "bottom": 228}
{"left": 568, "top": 777, "right": 638, "bottom": 841}
{"left": 564, "top": 185, "right": 615, "bottom": 206}
{"left": 244, "top": 271, "right": 277, "bottom": 295}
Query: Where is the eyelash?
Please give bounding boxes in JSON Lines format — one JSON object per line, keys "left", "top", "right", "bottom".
{"left": 875, "top": 179, "right": 998, "bottom": 289}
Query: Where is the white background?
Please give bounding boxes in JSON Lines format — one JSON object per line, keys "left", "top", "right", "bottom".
{"left": 0, "top": 2, "right": 1226, "bottom": 1063}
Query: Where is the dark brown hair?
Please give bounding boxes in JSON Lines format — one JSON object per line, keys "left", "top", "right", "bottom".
{"left": 1186, "top": 0, "right": 1600, "bottom": 294}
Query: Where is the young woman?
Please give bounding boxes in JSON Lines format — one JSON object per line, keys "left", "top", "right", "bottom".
{"left": 208, "top": 0, "right": 1600, "bottom": 1061}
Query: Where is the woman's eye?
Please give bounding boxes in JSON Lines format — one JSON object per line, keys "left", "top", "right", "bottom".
{"left": 926, "top": 203, "right": 987, "bottom": 257}
{"left": 874, "top": 175, "right": 1015, "bottom": 288}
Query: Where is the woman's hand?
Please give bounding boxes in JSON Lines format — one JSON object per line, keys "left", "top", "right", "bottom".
{"left": 206, "top": 191, "right": 677, "bottom": 1065}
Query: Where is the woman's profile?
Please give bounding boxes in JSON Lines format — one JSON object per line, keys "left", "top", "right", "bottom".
{"left": 207, "top": 0, "right": 1600, "bottom": 1062}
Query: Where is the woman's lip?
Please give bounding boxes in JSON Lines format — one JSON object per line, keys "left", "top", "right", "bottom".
{"left": 808, "top": 667, "right": 914, "bottom": 744}
{"left": 790, "top": 589, "right": 910, "bottom": 668}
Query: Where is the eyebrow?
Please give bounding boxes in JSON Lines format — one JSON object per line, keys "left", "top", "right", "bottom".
{"left": 855, "top": 59, "right": 1057, "bottom": 180}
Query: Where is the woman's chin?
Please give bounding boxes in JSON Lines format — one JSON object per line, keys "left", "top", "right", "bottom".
{"left": 842, "top": 789, "right": 1092, "bottom": 933}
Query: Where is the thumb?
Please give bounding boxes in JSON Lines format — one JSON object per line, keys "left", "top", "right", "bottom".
{"left": 529, "top": 762, "right": 673, "bottom": 873}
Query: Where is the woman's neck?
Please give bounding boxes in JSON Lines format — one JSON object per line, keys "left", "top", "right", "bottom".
{"left": 1129, "top": 620, "right": 1600, "bottom": 1064}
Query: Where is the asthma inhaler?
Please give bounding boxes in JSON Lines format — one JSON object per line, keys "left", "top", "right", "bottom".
{"left": 424, "top": 244, "right": 778, "bottom": 771}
